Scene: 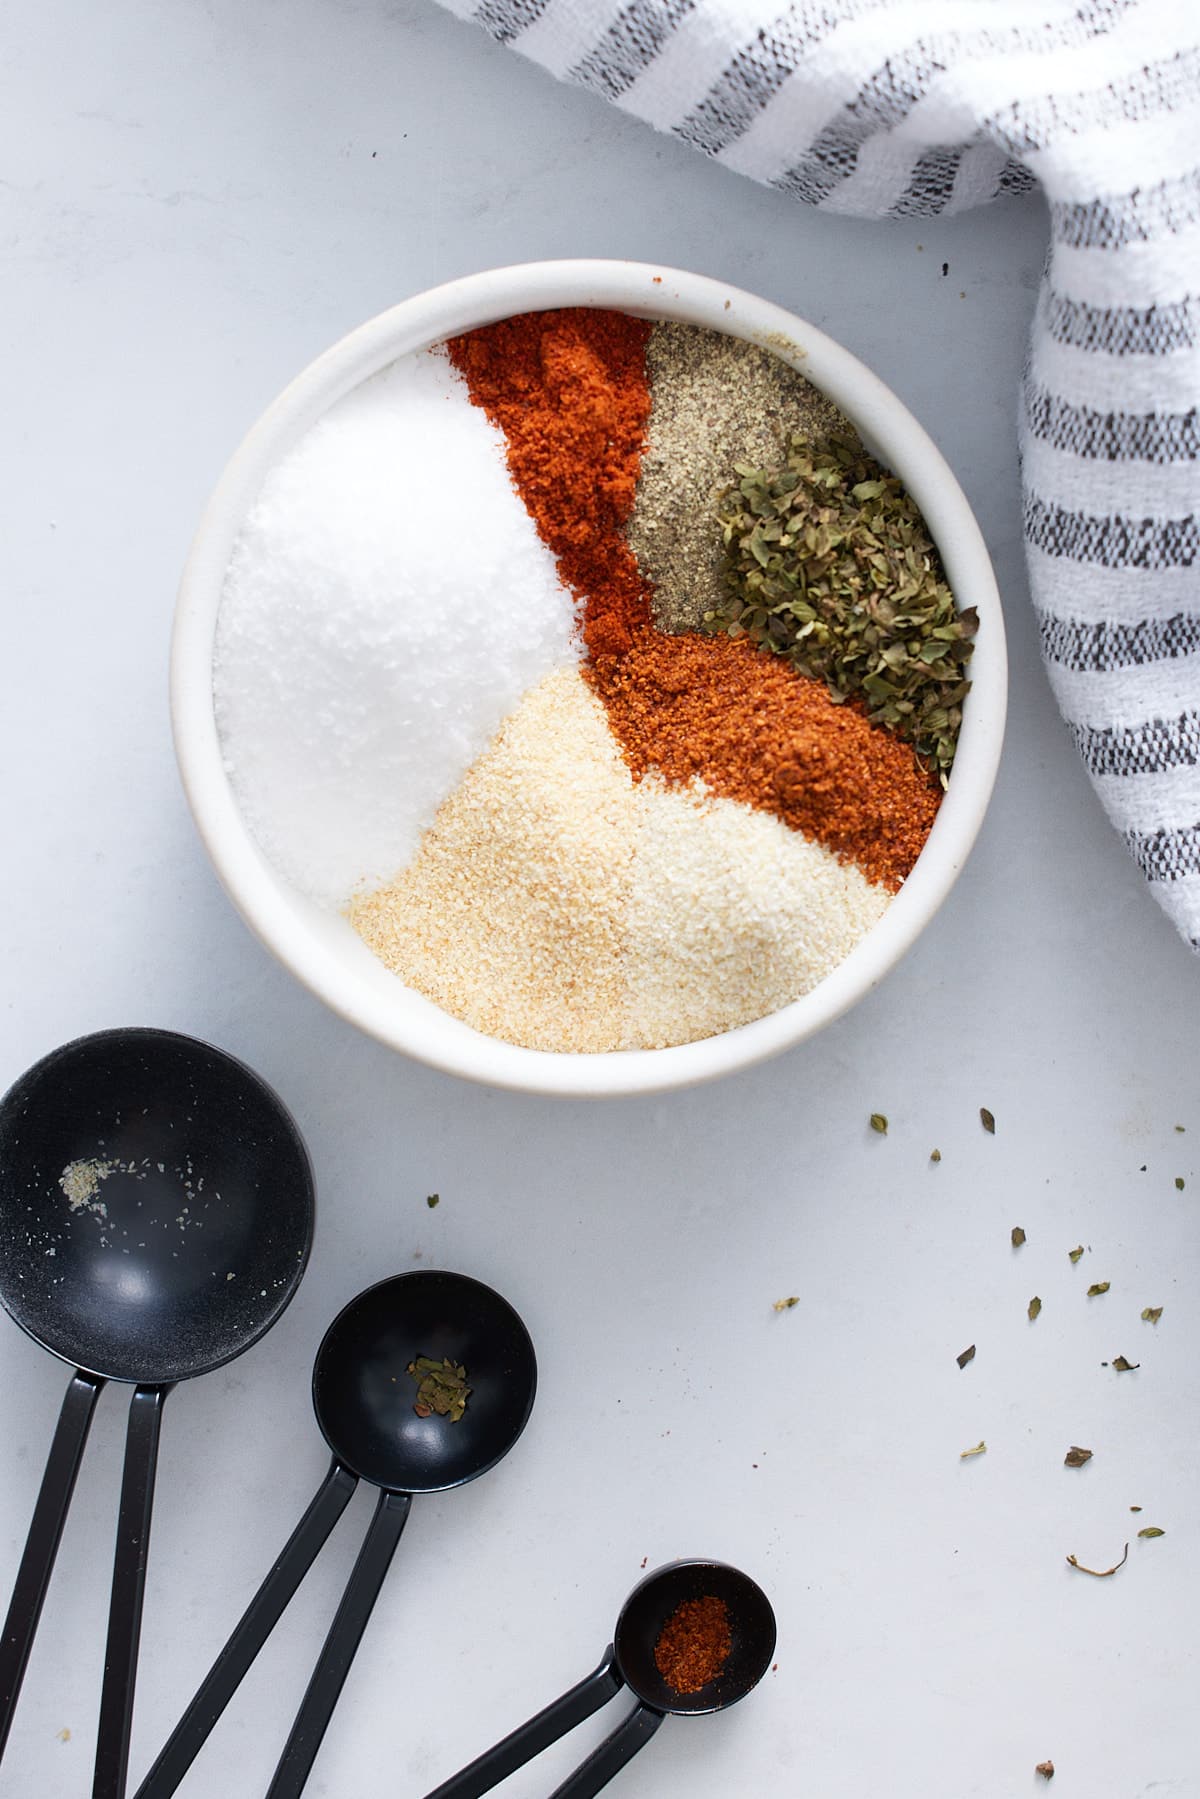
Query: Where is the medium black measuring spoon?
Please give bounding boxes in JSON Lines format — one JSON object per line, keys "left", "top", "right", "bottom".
{"left": 135, "top": 1267, "right": 536, "bottom": 1799}
{"left": 425, "top": 1559, "right": 776, "bottom": 1799}
{"left": 0, "top": 1026, "right": 315, "bottom": 1799}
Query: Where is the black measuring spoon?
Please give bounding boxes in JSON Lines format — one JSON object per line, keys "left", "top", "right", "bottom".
{"left": 0, "top": 1026, "right": 314, "bottom": 1799}
{"left": 135, "top": 1268, "right": 536, "bottom": 1799}
{"left": 425, "top": 1560, "right": 776, "bottom": 1799}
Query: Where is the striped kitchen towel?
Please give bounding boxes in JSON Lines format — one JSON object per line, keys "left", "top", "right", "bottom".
{"left": 436, "top": 0, "right": 1200, "bottom": 948}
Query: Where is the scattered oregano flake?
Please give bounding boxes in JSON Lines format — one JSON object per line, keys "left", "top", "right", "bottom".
{"left": 1028, "top": 1296, "right": 1042, "bottom": 1321}
{"left": 1112, "top": 1355, "right": 1139, "bottom": 1372}
{"left": 1175, "top": 1124, "right": 1186, "bottom": 1133}
{"left": 1064, "top": 1446, "right": 1092, "bottom": 1468}
{"left": 960, "top": 1440, "right": 986, "bottom": 1459}
{"left": 426, "top": 1193, "right": 440, "bottom": 1209}
{"left": 1087, "top": 1282, "right": 1110, "bottom": 1297}
{"left": 1142, "top": 1306, "right": 1163, "bottom": 1324}
{"left": 980, "top": 1107, "right": 995, "bottom": 1134}
{"left": 1068, "top": 1245, "right": 1085, "bottom": 1264}
{"left": 1175, "top": 1177, "right": 1185, "bottom": 1191}
{"left": 773, "top": 1296, "right": 799, "bottom": 1312}
{"left": 1130, "top": 1505, "right": 1142, "bottom": 1512}
{"left": 869, "top": 1113, "right": 888, "bottom": 1135}
{"left": 930, "top": 1148, "right": 942, "bottom": 1163}
{"left": 956, "top": 1344, "right": 976, "bottom": 1369}
{"left": 1036, "top": 1761, "right": 1055, "bottom": 1780}
{"left": 1066, "top": 1543, "right": 1128, "bottom": 1578}
{"left": 709, "top": 434, "right": 977, "bottom": 781}
{"left": 1137, "top": 1526, "right": 1165, "bottom": 1539}
{"left": 1011, "top": 1226, "right": 1026, "bottom": 1248}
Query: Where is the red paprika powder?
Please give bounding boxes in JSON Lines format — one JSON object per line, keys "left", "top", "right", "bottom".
{"left": 653, "top": 1594, "right": 732, "bottom": 1694}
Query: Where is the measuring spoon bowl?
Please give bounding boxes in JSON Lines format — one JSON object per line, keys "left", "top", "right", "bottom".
{"left": 0, "top": 1027, "right": 314, "bottom": 1795}
{"left": 312, "top": 1269, "right": 537, "bottom": 1493}
{"left": 614, "top": 1559, "right": 776, "bottom": 1716}
{"left": 423, "top": 1559, "right": 775, "bottom": 1799}
{"left": 0, "top": 1026, "right": 314, "bottom": 1384}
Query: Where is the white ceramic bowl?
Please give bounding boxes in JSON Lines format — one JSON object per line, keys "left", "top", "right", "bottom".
{"left": 172, "top": 259, "right": 1006, "bottom": 1098}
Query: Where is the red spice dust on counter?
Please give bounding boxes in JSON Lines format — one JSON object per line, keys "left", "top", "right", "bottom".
{"left": 653, "top": 1594, "right": 733, "bottom": 1694}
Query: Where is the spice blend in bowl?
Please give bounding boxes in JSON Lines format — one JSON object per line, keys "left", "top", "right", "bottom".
{"left": 177, "top": 262, "right": 1005, "bottom": 1095}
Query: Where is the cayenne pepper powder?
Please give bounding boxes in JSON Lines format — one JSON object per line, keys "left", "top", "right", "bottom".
{"left": 447, "top": 309, "right": 940, "bottom": 888}
{"left": 654, "top": 1594, "right": 732, "bottom": 1694}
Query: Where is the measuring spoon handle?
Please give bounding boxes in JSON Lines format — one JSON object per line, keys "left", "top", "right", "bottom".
{"left": 422, "top": 1648, "right": 623, "bottom": 1799}
{"left": 0, "top": 1369, "right": 105, "bottom": 1765}
{"left": 266, "top": 1488, "right": 412, "bottom": 1799}
{"left": 133, "top": 1458, "right": 358, "bottom": 1799}
{"left": 547, "top": 1703, "right": 664, "bottom": 1799}
{"left": 93, "top": 1384, "right": 172, "bottom": 1799}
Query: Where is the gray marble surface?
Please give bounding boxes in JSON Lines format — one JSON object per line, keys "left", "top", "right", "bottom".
{"left": 1, "top": 2, "right": 1197, "bottom": 1795}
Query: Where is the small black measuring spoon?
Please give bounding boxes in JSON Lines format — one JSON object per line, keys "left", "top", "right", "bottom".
{"left": 425, "top": 1560, "right": 776, "bottom": 1799}
{"left": 135, "top": 1268, "right": 536, "bottom": 1799}
{"left": 0, "top": 1026, "right": 315, "bottom": 1799}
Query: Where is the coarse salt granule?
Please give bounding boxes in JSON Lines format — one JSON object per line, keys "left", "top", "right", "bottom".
{"left": 347, "top": 666, "right": 635, "bottom": 1054}
{"left": 348, "top": 666, "right": 891, "bottom": 1052}
{"left": 213, "top": 345, "right": 579, "bottom": 908}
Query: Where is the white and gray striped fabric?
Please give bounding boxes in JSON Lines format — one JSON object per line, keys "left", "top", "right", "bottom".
{"left": 437, "top": 0, "right": 1200, "bottom": 949}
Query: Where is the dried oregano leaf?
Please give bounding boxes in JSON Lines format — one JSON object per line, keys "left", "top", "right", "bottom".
{"left": 1137, "top": 1526, "right": 1165, "bottom": 1539}
{"left": 1087, "top": 1282, "right": 1110, "bottom": 1297}
{"left": 1028, "top": 1296, "right": 1042, "bottom": 1321}
{"left": 1036, "top": 1761, "right": 1055, "bottom": 1780}
{"left": 1112, "top": 1355, "right": 1139, "bottom": 1372}
{"left": 1068, "top": 1245, "right": 1085, "bottom": 1264}
{"left": 930, "top": 1148, "right": 942, "bottom": 1163}
{"left": 956, "top": 1344, "right": 976, "bottom": 1369}
{"left": 1064, "top": 1446, "right": 1092, "bottom": 1467}
{"left": 709, "top": 434, "right": 977, "bottom": 783}
{"left": 960, "top": 1440, "right": 986, "bottom": 1459}
{"left": 869, "top": 1113, "right": 888, "bottom": 1135}
{"left": 979, "top": 1107, "right": 995, "bottom": 1135}
{"left": 1011, "top": 1226, "right": 1026, "bottom": 1248}
{"left": 1142, "top": 1306, "right": 1163, "bottom": 1324}
{"left": 773, "top": 1296, "right": 799, "bottom": 1312}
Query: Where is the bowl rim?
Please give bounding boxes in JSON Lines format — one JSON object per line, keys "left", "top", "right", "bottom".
{"left": 172, "top": 258, "right": 1007, "bottom": 1098}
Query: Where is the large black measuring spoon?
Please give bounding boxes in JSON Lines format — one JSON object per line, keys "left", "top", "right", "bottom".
{"left": 135, "top": 1268, "right": 536, "bottom": 1799}
{"left": 0, "top": 1027, "right": 314, "bottom": 1799}
{"left": 425, "top": 1559, "right": 776, "bottom": 1799}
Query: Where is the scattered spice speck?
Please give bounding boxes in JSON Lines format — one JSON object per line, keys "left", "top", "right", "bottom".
{"left": 773, "top": 1296, "right": 799, "bottom": 1312}
{"left": 1112, "top": 1355, "right": 1139, "bottom": 1372}
{"left": 1064, "top": 1446, "right": 1092, "bottom": 1468}
{"left": 1028, "top": 1296, "right": 1042, "bottom": 1321}
{"left": 1175, "top": 1124, "right": 1186, "bottom": 1133}
{"left": 869, "top": 1113, "right": 888, "bottom": 1135}
{"left": 1175, "top": 1177, "right": 1185, "bottom": 1190}
{"left": 57, "top": 1729, "right": 71, "bottom": 1744}
{"left": 960, "top": 1439, "right": 986, "bottom": 1459}
{"left": 1011, "top": 1226, "right": 1026, "bottom": 1248}
{"left": 1142, "top": 1306, "right": 1163, "bottom": 1324}
{"left": 1036, "top": 1761, "right": 1055, "bottom": 1780}
{"left": 930, "top": 1147, "right": 941, "bottom": 1163}
{"left": 1130, "top": 1505, "right": 1142, "bottom": 1512}
{"left": 426, "top": 1193, "right": 440, "bottom": 1208}
{"left": 1137, "top": 1526, "right": 1165, "bottom": 1539}
{"left": 1087, "top": 1282, "right": 1110, "bottom": 1297}
{"left": 956, "top": 1344, "right": 976, "bottom": 1369}
{"left": 1068, "top": 1245, "right": 1085, "bottom": 1264}
{"left": 979, "top": 1106, "right": 995, "bottom": 1134}
{"left": 1067, "top": 1543, "right": 1128, "bottom": 1577}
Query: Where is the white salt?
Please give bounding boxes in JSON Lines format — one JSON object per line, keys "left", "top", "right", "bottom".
{"left": 214, "top": 346, "right": 579, "bottom": 907}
